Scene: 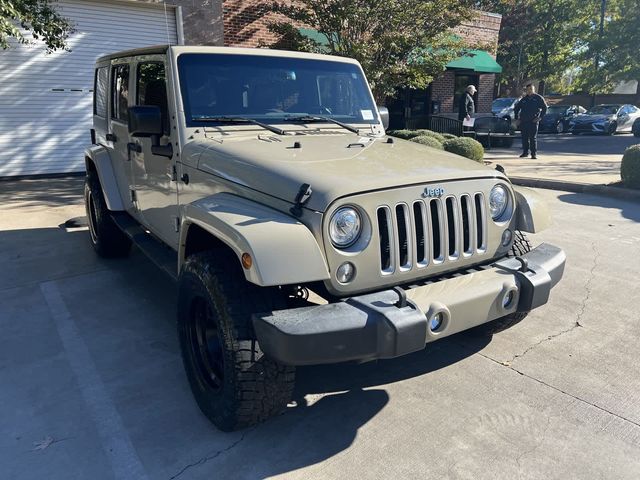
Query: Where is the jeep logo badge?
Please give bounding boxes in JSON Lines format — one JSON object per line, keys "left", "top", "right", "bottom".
{"left": 422, "top": 187, "right": 445, "bottom": 198}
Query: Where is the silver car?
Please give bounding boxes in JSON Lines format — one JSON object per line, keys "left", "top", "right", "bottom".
{"left": 569, "top": 104, "right": 640, "bottom": 135}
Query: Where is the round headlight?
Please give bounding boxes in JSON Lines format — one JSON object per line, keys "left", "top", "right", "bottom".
{"left": 489, "top": 185, "right": 509, "bottom": 220}
{"left": 329, "top": 207, "right": 362, "bottom": 248}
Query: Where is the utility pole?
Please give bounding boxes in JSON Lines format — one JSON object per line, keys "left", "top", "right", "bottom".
{"left": 592, "top": 0, "right": 606, "bottom": 106}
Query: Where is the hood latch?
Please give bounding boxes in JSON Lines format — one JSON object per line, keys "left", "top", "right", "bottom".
{"left": 290, "top": 183, "right": 313, "bottom": 218}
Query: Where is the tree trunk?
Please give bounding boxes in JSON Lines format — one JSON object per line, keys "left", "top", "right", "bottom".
{"left": 538, "top": 79, "right": 546, "bottom": 96}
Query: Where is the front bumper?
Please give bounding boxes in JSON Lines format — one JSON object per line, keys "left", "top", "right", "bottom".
{"left": 253, "top": 244, "right": 566, "bottom": 366}
{"left": 569, "top": 123, "right": 607, "bottom": 133}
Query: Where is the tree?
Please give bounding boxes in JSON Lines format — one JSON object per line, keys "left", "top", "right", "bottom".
{"left": 1, "top": 0, "right": 73, "bottom": 52}
{"left": 577, "top": 0, "right": 640, "bottom": 98}
{"left": 264, "top": 0, "right": 480, "bottom": 101}
{"left": 482, "top": 0, "right": 593, "bottom": 96}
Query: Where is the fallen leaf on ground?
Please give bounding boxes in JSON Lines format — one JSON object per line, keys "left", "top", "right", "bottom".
{"left": 32, "top": 436, "right": 54, "bottom": 451}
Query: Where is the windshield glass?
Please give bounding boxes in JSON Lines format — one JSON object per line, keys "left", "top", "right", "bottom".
{"left": 177, "top": 53, "right": 378, "bottom": 127}
{"left": 492, "top": 98, "right": 515, "bottom": 109}
{"left": 546, "top": 106, "right": 565, "bottom": 114}
{"left": 586, "top": 105, "right": 620, "bottom": 115}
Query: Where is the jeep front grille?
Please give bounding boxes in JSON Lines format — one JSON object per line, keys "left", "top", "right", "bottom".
{"left": 376, "top": 194, "right": 487, "bottom": 275}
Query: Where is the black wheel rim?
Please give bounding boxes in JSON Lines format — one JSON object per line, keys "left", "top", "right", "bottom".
{"left": 188, "top": 296, "right": 224, "bottom": 391}
{"left": 86, "top": 187, "right": 98, "bottom": 244}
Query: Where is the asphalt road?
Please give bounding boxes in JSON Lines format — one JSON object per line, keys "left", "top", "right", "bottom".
{"left": 1, "top": 178, "right": 640, "bottom": 479}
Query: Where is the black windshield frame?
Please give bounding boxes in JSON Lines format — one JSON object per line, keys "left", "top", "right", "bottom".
{"left": 177, "top": 53, "right": 379, "bottom": 128}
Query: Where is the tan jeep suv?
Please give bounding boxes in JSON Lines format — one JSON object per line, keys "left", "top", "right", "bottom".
{"left": 83, "top": 46, "right": 565, "bottom": 431}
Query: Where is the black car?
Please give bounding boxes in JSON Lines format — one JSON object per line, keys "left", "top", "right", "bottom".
{"left": 539, "top": 104, "right": 586, "bottom": 134}
{"left": 569, "top": 104, "right": 640, "bottom": 135}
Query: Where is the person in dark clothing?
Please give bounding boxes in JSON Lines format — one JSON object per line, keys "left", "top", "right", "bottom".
{"left": 514, "top": 84, "right": 548, "bottom": 159}
{"left": 458, "top": 85, "right": 476, "bottom": 124}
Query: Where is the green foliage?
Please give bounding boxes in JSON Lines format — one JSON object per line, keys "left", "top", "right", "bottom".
{"left": 410, "top": 135, "right": 444, "bottom": 150}
{"left": 265, "top": 0, "right": 478, "bottom": 100}
{"left": 441, "top": 133, "right": 457, "bottom": 140}
{"left": 412, "top": 129, "right": 446, "bottom": 143}
{"left": 1, "top": 0, "right": 73, "bottom": 52}
{"left": 621, "top": 145, "right": 640, "bottom": 189}
{"left": 443, "top": 137, "right": 484, "bottom": 162}
{"left": 487, "top": 0, "right": 594, "bottom": 95}
{"left": 387, "top": 129, "right": 421, "bottom": 140}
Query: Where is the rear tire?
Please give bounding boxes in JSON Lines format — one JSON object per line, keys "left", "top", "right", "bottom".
{"left": 177, "top": 252, "right": 295, "bottom": 431}
{"left": 477, "top": 230, "right": 532, "bottom": 335}
{"left": 84, "top": 172, "right": 131, "bottom": 258}
{"left": 607, "top": 122, "right": 617, "bottom": 135}
{"left": 555, "top": 122, "right": 564, "bottom": 134}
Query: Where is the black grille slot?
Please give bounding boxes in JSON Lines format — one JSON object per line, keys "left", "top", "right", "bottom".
{"left": 430, "top": 200, "right": 441, "bottom": 260}
{"left": 413, "top": 202, "right": 426, "bottom": 263}
{"left": 445, "top": 197, "right": 457, "bottom": 257}
{"left": 475, "top": 193, "right": 484, "bottom": 250}
{"left": 396, "top": 205, "right": 409, "bottom": 267}
{"left": 461, "top": 196, "right": 471, "bottom": 254}
{"left": 377, "top": 208, "right": 391, "bottom": 271}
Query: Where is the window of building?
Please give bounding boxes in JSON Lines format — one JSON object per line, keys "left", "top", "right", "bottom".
{"left": 111, "top": 64, "right": 130, "bottom": 122}
{"left": 94, "top": 67, "right": 108, "bottom": 118}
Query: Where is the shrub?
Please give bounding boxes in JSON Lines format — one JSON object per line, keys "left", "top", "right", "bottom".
{"left": 410, "top": 135, "right": 444, "bottom": 150}
{"left": 442, "top": 137, "right": 485, "bottom": 162}
{"left": 621, "top": 144, "right": 640, "bottom": 189}
{"left": 387, "top": 129, "right": 421, "bottom": 140}
{"left": 441, "top": 133, "right": 457, "bottom": 140}
{"left": 412, "top": 129, "right": 446, "bottom": 143}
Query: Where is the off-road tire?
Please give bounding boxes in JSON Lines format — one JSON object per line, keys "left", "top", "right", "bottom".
{"left": 478, "top": 230, "right": 532, "bottom": 335}
{"left": 177, "top": 251, "right": 295, "bottom": 431}
{"left": 84, "top": 172, "right": 131, "bottom": 257}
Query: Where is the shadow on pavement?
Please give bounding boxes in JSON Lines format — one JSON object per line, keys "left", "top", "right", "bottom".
{"left": 557, "top": 192, "right": 640, "bottom": 223}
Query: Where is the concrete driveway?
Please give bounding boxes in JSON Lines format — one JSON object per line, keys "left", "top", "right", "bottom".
{"left": 485, "top": 132, "right": 639, "bottom": 185}
{"left": 1, "top": 177, "right": 640, "bottom": 479}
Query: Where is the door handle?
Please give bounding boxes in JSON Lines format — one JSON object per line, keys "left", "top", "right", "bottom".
{"left": 127, "top": 142, "right": 141, "bottom": 161}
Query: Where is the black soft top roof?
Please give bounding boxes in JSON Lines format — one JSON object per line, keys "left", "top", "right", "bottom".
{"left": 96, "top": 45, "right": 169, "bottom": 64}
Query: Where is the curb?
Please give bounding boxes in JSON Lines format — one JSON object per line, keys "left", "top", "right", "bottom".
{"left": 510, "top": 176, "right": 640, "bottom": 202}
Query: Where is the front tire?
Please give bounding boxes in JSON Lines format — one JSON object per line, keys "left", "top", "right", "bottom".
{"left": 84, "top": 172, "right": 131, "bottom": 257}
{"left": 177, "top": 252, "right": 295, "bottom": 431}
{"left": 478, "top": 231, "right": 532, "bottom": 335}
{"left": 607, "top": 122, "right": 617, "bottom": 135}
{"left": 555, "top": 121, "right": 564, "bottom": 134}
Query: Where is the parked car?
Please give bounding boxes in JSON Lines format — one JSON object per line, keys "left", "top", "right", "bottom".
{"left": 569, "top": 104, "right": 640, "bottom": 135}
{"left": 539, "top": 104, "right": 586, "bottom": 134}
{"left": 84, "top": 45, "right": 565, "bottom": 431}
{"left": 633, "top": 117, "right": 640, "bottom": 137}
{"left": 492, "top": 97, "right": 519, "bottom": 124}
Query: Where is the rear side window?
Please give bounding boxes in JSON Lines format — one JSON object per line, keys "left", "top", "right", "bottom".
{"left": 136, "top": 62, "right": 168, "bottom": 133}
{"left": 94, "top": 67, "right": 108, "bottom": 117}
{"left": 111, "top": 64, "right": 130, "bottom": 122}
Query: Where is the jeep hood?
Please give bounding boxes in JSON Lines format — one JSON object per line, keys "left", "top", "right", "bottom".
{"left": 194, "top": 132, "right": 502, "bottom": 212}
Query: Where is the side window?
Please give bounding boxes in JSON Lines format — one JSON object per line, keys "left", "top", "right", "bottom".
{"left": 136, "top": 62, "right": 168, "bottom": 133}
{"left": 94, "top": 67, "right": 108, "bottom": 117}
{"left": 111, "top": 64, "right": 130, "bottom": 122}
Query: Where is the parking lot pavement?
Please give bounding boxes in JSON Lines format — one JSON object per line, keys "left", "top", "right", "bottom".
{"left": 2, "top": 177, "right": 640, "bottom": 480}
{"left": 484, "top": 132, "right": 639, "bottom": 185}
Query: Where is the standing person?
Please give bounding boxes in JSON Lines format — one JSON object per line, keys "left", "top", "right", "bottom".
{"left": 514, "top": 84, "right": 547, "bottom": 159}
{"left": 458, "top": 85, "right": 476, "bottom": 129}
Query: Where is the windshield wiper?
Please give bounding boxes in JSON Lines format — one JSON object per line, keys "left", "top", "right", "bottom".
{"left": 284, "top": 115, "right": 361, "bottom": 134}
{"left": 192, "top": 116, "right": 286, "bottom": 136}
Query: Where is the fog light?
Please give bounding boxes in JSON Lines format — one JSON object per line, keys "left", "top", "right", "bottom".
{"left": 336, "top": 262, "right": 356, "bottom": 284}
{"left": 502, "top": 290, "right": 515, "bottom": 308}
{"left": 429, "top": 313, "right": 444, "bottom": 332}
{"left": 501, "top": 229, "right": 513, "bottom": 246}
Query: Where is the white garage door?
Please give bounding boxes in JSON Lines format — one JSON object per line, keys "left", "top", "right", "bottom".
{"left": 0, "top": 0, "right": 178, "bottom": 177}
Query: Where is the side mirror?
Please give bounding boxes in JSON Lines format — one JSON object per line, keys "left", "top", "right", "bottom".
{"left": 128, "top": 106, "right": 163, "bottom": 137}
{"left": 377, "top": 106, "right": 389, "bottom": 130}
{"left": 128, "top": 105, "right": 173, "bottom": 158}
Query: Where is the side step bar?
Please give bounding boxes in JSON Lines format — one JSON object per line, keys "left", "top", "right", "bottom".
{"left": 110, "top": 212, "right": 178, "bottom": 281}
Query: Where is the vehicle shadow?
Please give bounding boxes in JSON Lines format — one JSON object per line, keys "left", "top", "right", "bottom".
{"left": 557, "top": 192, "right": 640, "bottom": 223}
{"left": 207, "top": 333, "right": 490, "bottom": 479}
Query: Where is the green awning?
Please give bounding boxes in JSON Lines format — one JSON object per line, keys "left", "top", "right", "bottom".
{"left": 446, "top": 50, "right": 502, "bottom": 74}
